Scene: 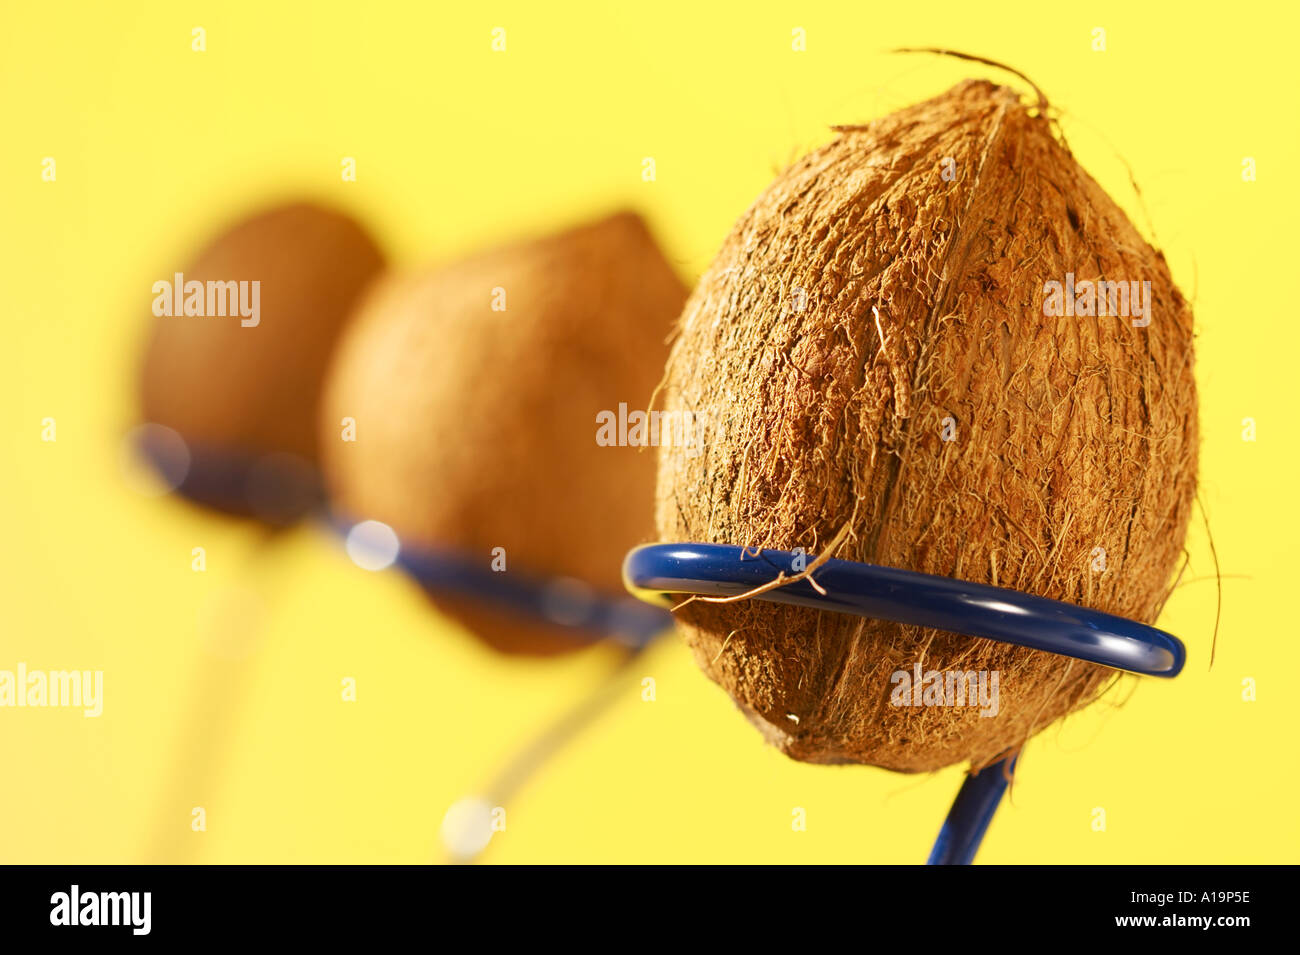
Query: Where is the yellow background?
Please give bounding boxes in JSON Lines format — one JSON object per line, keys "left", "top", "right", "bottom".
{"left": 2, "top": 0, "right": 1296, "bottom": 863}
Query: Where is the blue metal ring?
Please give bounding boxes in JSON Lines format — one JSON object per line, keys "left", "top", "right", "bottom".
{"left": 623, "top": 540, "right": 1187, "bottom": 865}
{"left": 622, "top": 542, "right": 1184, "bottom": 677}
{"left": 394, "top": 541, "right": 671, "bottom": 648}
{"left": 334, "top": 517, "right": 671, "bottom": 648}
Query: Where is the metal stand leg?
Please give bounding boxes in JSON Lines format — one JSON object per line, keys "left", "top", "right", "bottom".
{"left": 926, "top": 754, "right": 1017, "bottom": 865}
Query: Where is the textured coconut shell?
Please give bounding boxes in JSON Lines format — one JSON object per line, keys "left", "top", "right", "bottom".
{"left": 321, "top": 211, "right": 688, "bottom": 655}
{"left": 139, "top": 202, "right": 386, "bottom": 519}
{"left": 655, "top": 80, "right": 1198, "bottom": 772}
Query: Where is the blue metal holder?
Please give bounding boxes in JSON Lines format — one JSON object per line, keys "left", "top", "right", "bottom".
{"left": 395, "top": 541, "right": 671, "bottom": 648}
{"left": 147, "top": 420, "right": 1179, "bottom": 862}
{"left": 330, "top": 516, "right": 671, "bottom": 649}
{"left": 622, "top": 541, "right": 1187, "bottom": 863}
{"left": 926, "top": 755, "right": 1017, "bottom": 865}
{"left": 134, "top": 425, "right": 323, "bottom": 526}
{"left": 136, "top": 429, "right": 672, "bottom": 649}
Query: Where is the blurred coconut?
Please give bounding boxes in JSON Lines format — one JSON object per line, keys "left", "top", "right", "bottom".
{"left": 137, "top": 202, "right": 386, "bottom": 525}
{"left": 321, "top": 211, "right": 688, "bottom": 654}
{"left": 655, "top": 80, "right": 1198, "bottom": 772}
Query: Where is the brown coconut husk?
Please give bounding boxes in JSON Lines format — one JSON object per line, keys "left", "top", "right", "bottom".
{"left": 321, "top": 211, "right": 688, "bottom": 655}
{"left": 139, "top": 201, "right": 386, "bottom": 517}
{"left": 655, "top": 80, "right": 1198, "bottom": 772}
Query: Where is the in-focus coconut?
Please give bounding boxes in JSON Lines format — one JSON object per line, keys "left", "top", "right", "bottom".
{"left": 138, "top": 201, "right": 386, "bottom": 523}
{"left": 322, "top": 211, "right": 688, "bottom": 655}
{"left": 655, "top": 80, "right": 1198, "bottom": 772}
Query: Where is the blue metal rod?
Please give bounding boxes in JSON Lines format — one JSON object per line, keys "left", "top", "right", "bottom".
{"left": 927, "top": 755, "right": 1017, "bottom": 865}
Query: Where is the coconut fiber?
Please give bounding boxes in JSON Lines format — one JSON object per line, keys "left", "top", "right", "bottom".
{"left": 655, "top": 80, "right": 1198, "bottom": 772}
{"left": 321, "top": 211, "right": 688, "bottom": 655}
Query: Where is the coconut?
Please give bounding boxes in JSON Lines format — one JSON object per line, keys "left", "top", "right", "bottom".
{"left": 321, "top": 211, "right": 688, "bottom": 655}
{"left": 138, "top": 201, "right": 386, "bottom": 523}
{"left": 654, "top": 80, "right": 1198, "bottom": 772}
